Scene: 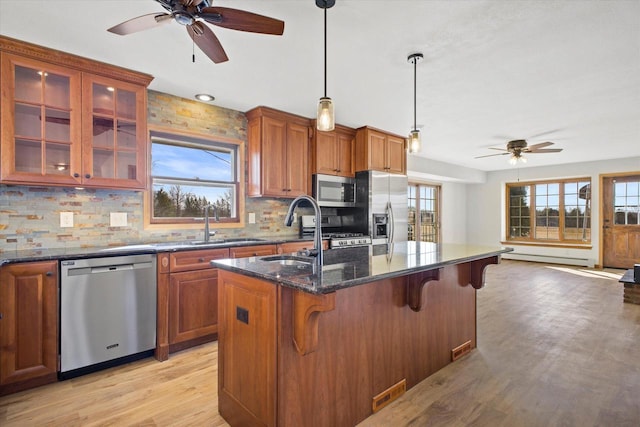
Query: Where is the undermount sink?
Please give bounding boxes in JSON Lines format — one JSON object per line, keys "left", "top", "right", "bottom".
{"left": 261, "top": 255, "right": 314, "bottom": 267}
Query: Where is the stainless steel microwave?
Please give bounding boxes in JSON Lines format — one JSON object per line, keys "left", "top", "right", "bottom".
{"left": 312, "top": 174, "right": 356, "bottom": 207}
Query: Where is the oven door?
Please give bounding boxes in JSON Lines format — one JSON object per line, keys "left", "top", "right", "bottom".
{"left": 313, "top": 174, "right": 356, "bottom": 207}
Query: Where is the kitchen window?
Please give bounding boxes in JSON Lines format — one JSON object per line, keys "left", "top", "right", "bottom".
{"left": 149, "top": 130, "right": 240, "bottom": 225}
{"left": 506, "top": 178, "right": 591, "bottom": 244}
{"left": 408, "top": 183, "right": 440, "bottom": 243}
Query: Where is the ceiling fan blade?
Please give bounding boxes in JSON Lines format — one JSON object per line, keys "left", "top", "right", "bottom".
{"left": 526, "top": 141, "right": 554, "bottom": 150}
{"left": 528, "top": 129, "right": 563, "bottom": 140}
{"left": 187, "top": 22, "right": 229, "bottom": 64}
{"left": 475, "top": 152, "right": 510, "bottom": 159}
{"left": 200, "top": 7, "right": 285, "bottom": 35}
{"left": 528, "top": 148, "right": 563, "bottom": 153}
{"left": 107, "top": 13, "right": 171, "bottom": 35}
{"left": 488, "top": 147, "right": 509, "bottom": 152}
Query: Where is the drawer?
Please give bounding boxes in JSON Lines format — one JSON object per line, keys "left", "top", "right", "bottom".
{"left": 277, "top": 240, "right": 329, "bottom": 254}
{"left": 229, "top": 244, "right": 277, "bottom": 259}
{"left": 169, "top": 248, "right": 230, "bottom": 272}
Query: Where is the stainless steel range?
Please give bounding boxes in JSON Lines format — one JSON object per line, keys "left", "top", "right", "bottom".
{"left": 300, "top": 215, "right": 371, "bottom": 248}
{"left": 323, "top": 232, "right": 372, "bottom": 248}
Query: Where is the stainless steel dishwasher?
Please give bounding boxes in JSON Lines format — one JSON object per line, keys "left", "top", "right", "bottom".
{"left": 60, "top": 254, "right": 157, "bottom": 379}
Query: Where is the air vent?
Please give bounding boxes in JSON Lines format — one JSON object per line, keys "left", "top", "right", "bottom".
{"left": 451, "top": 340, "right": 472, "bottom": 361}
{"left": 372, "top": 379, "right": 406, "bottom": 413}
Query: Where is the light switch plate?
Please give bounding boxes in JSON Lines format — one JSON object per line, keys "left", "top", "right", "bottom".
{"left": 60, "top": 212, "right": 74, "bottom": 228}
{"left": 248, "top": 212, "right": 256, "bottom": 224}
{"left": 110, "top": 212, "right": 128, "bottom": 227}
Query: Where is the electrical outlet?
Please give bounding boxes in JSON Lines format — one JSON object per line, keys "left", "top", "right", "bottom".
{"left": 293, "top": 212, "right": 298, "bottom": 223}
{"left": 60, "top": 212, "right": 74, "bottom": 228}
{"left": 248, "top": 212, "right": 256, "bottom": 224}
{"left": 110, "top": 212, "right": 128, "bottom": 227}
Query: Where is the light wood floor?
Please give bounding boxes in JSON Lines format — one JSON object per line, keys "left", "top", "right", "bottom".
{"left": 1, "top": 260, "right": 638, "bottom": 426}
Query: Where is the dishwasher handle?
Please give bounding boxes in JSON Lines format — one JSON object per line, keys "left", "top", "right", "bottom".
{"left": 66, "top": 261, "right": 153, "bottom": 277}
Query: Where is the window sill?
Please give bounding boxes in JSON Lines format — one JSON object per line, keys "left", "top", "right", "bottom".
{"left": 501, "top": 241, "right": 592, "bottom": 250}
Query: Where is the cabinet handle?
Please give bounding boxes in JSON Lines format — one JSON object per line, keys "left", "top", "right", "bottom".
{"left": 198, "top": 258, "right": 205, "bottom": 262}
{"left": 73, "top": 173, "right": 80, "bottom": 178}
{"left": 46, "top": 271, "right": 53, "bottom": 276}
{"left": 85, "top": 174, "right": 91, "bottom": 179}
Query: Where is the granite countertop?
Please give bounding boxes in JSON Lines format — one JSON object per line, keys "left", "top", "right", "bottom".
{"left": 0, "top": 237, "right": 314, "bottom": 266}
{"left": 213, "top": 242, "right": 514, "bottom": 295}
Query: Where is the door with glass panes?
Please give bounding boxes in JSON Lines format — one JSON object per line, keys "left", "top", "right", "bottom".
{"left": 408, "top": 183, "right": 440, "bottom": 243}
{"left": 602, "top": 175, "right": 640, "bottom": 268}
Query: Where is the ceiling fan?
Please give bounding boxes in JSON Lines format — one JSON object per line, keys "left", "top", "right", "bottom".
{"left": 475, "top": 139, "right": 563, "bottom": 164}
{"left": 107, "top": 0, "right": 285, "bottom": 64}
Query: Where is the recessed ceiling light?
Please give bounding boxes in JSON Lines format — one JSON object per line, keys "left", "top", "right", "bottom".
{"left": 195, "top": 93, "right": 215, "bottom": 102}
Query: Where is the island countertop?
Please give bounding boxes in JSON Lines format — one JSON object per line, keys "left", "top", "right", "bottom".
{"left": 213, "top": 242, "right": 513, "bottom": 294}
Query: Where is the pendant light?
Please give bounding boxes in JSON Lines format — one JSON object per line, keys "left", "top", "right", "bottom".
{"left": 316, "top": 0, "right": 335, "bottom": 131}
{"left": 407, "top": 53, "right": 423, "bottom": 153}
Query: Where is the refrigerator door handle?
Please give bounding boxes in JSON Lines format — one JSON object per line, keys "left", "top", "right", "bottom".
{"left": 387, "top": 201, "right": 395, "bottom": 243}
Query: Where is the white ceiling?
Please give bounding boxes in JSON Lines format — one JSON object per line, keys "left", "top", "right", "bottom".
{"left": 1, "top": 0, "right": 639, "bottom": 172}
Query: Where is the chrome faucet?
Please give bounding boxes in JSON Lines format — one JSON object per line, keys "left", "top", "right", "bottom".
{"left": 284, "top": 195, "right": 323, "bottom": 267}
{"left": 204, "top": 204, "right": 219, "bottom": 242}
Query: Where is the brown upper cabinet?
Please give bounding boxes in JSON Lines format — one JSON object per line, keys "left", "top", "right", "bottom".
{"left": 246, "top": 106, "right": 311, "bottom": 198}
{"left": 311, "top": 123, "right": 356, "bottom": 178}
{"left": 355, "top": 126, "right": 407, "bottom": 174}
{"left": 0, "top": 36, "right": 152, "bottom": 190}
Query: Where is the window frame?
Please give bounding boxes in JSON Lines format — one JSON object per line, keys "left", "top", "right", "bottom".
{"left": 505, "top": 177, "right": 591, "bottom": 245}
{"left": 145, "top": 127, "right": 244, "bottom": 229}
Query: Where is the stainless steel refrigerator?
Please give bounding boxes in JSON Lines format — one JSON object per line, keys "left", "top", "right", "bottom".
{"left": 355, "top": 170, "right": 408, "bottom": 253}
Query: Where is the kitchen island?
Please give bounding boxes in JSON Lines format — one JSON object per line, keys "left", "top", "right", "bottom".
{"left": 213, "top": 242, "right": 512, "bottom": 427}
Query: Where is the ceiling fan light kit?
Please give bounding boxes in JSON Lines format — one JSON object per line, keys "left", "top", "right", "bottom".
{"left": 316, "top": 0, "right": 335, "bottom": 132}
{"left": 107, "top": 0, "right": 284, "bottom": 64}
{"left": 407, "top": 52, "right": 423, "bottom": 154}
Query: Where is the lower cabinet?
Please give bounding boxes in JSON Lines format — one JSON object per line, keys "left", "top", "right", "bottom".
{"left": 169, "top": 269, "right": 218, "bottom": 346}
{"left": 0, "top": 261, "right": 58, "bottom": 396}
{"left": 156, "top": 248, "right": 230, "bottom": 359}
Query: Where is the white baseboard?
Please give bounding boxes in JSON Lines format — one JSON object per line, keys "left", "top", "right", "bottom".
{"left": 503, "top": 252, "right": 594, "bottom": 268}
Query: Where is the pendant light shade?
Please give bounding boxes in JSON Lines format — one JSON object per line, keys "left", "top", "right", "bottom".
{"left": 317, "top": 97, "right": 334, "bottom": 131}
{"left": 408, "top": 129, "right": 421, "bottom": 153}
{"left": 316, "top": 0, "right": 335, "bottom": 131}
{"left": 407, "top": 52, "right": 423, "bottom": 154}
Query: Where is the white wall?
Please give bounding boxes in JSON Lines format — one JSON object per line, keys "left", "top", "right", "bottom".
{"left": 466, "top": 156, "right": 640, "bottom": 266}
{"left": 407, "top": 156, "right": 482, "bottom": 244}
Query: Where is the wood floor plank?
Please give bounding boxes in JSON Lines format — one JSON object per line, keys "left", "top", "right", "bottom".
{"left": 0, "top": 261, "right": 637, "bottom": 426}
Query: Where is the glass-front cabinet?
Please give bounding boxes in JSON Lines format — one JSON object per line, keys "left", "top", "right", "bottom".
{"left": 0, "top": 36, "right": 152, "bottom": 190}
{"left": 1, "top": 54, "right": 82, "bottom": 186}
{"left": 81, "top": 75, "right": 147, "bottom": 188}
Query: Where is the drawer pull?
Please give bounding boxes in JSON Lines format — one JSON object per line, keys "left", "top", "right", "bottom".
{"left": 198, "top": 258, "right": 205, "bottom": 262}
{"left": 46, "top": 271, "right": 53, "bottom": 277}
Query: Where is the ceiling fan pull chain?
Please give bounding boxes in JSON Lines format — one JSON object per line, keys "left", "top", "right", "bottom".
{"left": 192, "top": 39, "right": 195, "bottom": 63}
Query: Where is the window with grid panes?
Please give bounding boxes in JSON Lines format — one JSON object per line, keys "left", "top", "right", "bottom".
{"left": 506, "top": 178, "right": 591, "bottom": 243}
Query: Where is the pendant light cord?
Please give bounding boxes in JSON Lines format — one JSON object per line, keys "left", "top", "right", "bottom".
{"left": 324, "top": 3, "right": 327, "bottom": 98}
{"left": 413, "top": 57, "right": 417, "bottom": 131}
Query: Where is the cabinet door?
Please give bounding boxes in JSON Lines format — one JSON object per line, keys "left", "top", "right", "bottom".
{"left": 0, "top": 261, "right": 58, "bottom": 387}
{"left": 336, "top": 130, "right": 355, "bottom": 177}
{"left": 261, "top": 116, "right": 288, "bottom": 196}
{"left": 286, "top": 122, "right": 310, "bottom": 196}
{"left": 81, "top": 74, "right": 147, "bottom": 189}
{"left": 229, "top": 244, "right": 277, "bottom": 258}
{"left": 0, "top": 53, "right": 82, "bottom": 186}
{"left": 314, "top": 131, "right": 338, "bottom": 176}
{"left": 169, "top": 269, "right": 218, "bottom": 345}
{"left": 368, "top": 130, "right": 388, "bottom": 172}
{"left": 386, "top": 134, "right": 406, "bottom": 174}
